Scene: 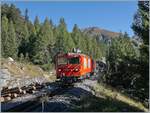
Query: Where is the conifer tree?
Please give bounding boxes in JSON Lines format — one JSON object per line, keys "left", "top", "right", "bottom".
{"left": 132, "top": 1, "right": 149, "bottom": 45}
{"left": 123, "top": 32, "right": 130, "bottom": 39}
{"left": 56, "top": 18, "right": 72, "bottom": 53}
{"left": 18, "top": 23, "right": 29, "bottom": 56}
{"left": 32, "top": 17, "right": 53, "bottom": 64}
{"left": 25, "top": 8, "right": 29, "bottom": 22}
{"left": 34, "top": 16, "right": 41, "bottom": 34}
{"left": 5, "top": 21, "right": 17, "bottom": 58}
{"left": 64, "top": 33, "right": 75, "bottom": 52}
{"left": 1, "top": 16, "right": 9, "bottom": 57}
{"left": 131, "top": 1, "right": 149, "bottom": 100}
{"left": 71, "top": 24, "right": 82, "bottom": 49}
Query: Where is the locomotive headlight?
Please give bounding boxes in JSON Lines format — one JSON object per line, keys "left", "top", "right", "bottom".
{"left": 58, "top": 69, "right": 61, "bottom": 72}
{"left": 74, "top": 68, "right": 79, "bottom": 71}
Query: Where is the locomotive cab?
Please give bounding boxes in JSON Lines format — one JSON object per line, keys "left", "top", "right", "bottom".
{"left": 56, "top": 53, "right": 81, "bottom": 79}
{"left": 55, "top": 52, "right": 95, "bottom": 81}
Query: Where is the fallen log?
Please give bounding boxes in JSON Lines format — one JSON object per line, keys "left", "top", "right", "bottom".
{"left": 22, "top": 90, "right": 26, "bottom": 94}
{"left": 21, "top": 85, "right": 36, "bottom": 91}
{"left": 26, "top": 89, "right": 36, "bottom": 94}
{"left": 1, "top": 87, "right": 22, "bottom": 96}
{"left": 2, "top": 87, "right": 8, "bottom": 92}
{"left": 1, "top": 93, "right": 11, "bottom": 97}
{"left": 0, "top": 97, "right": 5, "bottom": 102}
{"left": 4, "top": 97, "right": 11, "bottom": 101}
{"left": 11, "top": 93, "right": 18, "bottom": 98}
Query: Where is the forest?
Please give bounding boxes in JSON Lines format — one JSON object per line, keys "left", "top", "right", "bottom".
{"left": 1, "top": 1, "right": 149, "bottom": 107}
{"left": 1, "top": 3, "right": 108, "bottom": 70}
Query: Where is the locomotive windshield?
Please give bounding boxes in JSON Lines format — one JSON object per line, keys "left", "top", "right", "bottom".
{"left": 57, "top": 57, "right": 79, "bottom": 65}
{"left": 58, "top": 57, "right": 67, "bottom": 65}
{"left": 68, "top": 57, "right": 79, "bottom": 64}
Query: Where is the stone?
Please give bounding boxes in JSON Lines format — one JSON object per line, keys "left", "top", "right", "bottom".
{"left": 7, "top": 57, "right": 14, "bottom": 62}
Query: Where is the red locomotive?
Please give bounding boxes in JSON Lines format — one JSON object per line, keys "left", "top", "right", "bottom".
{"left": 55, "top": 52, "right": 96, "bottom": 82}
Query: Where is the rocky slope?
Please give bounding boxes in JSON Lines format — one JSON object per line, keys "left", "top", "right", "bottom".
{"left": 0, "top": 58, "right": 56, "bottom": 89}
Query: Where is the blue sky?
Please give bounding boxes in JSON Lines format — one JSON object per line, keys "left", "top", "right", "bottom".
{"left": 4, "top": 1, "right": 138, "bottom": 37}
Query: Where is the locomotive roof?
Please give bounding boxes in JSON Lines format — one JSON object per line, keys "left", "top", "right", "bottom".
{"left": 57, "top": 52, "right": 90, "bottom": 58}
{"left": 67, "top": 52, "right": 86, "bottom": 56}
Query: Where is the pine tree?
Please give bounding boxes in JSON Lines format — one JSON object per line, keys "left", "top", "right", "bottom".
{"left": 132, "top": 1, "right": 149, "bottom": 63}
{"left": 1, "top": 16, "right": 9, "bottom": 57}
{"left": 5, "top": 21, "right": 18, "bottom": 58}
{"left": 131, "top": 1, "right": 149, "bottom": 101}
{"left": 27, "top": 24, "right": 36, "bottom": 58}
{"left": 18, "top": 23, "right": 29, "bottom": 56}
{"left": 71, "top": 24, "right": 82, "bottom": 49}
{"left": 132, "top": 1, "right": 149, "bottom": 45}
{"left": 40, "top": 17, "right": 54, "bottom": 46}
{"left": 32, "top": 17, "right": 54, "bottom": 64}
{"left": 34, "top": 16, "right": 40, "bottom": 34}
{"left": 86, "top": 38, "right": 93, "bottom": 56}
{"left": 64, "top": 33, "right": 75, "bottom": 52}
{"left": 25, "top": 8, "right": 29, "bottom": 22}
{"left": 123, "top": 32, "right": 130, "bottom": 39}
{"left": 27, "top": 22, "right": 36, "bottom": 36}
{"left": 49, "top": 19, "right": 54, "bottom": 29}
{"left": 91, "top": 38, "right": 98, "bottom": 59}
{"left": 56, "top": 17, "right": 73, "bottom": 53}
{"left": 5, "top": 4, "right": 21, "bottom": 23}
{"left": 2, "top": 4, "right": 26, "bottom": 48}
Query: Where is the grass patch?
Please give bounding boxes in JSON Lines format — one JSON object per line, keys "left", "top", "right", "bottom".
{"left": 73, "top": 95, "right": 143, "bottom": 112}
{"left": 92, "top": 83, "right": 149, "bottom": 112}
{"left": 71, "top": 82, "right": 148, "bottom": 112}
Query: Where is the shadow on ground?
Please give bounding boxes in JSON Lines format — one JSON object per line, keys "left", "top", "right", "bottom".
{"left": 1, "top": 81, "right": 144, "bottom": 112}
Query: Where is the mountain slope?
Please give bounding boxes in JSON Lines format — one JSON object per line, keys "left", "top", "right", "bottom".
{"left": 82, "top": 27, "right": 120, "bottom": 42}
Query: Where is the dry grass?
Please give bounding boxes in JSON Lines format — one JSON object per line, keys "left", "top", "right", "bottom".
{"left": 74, "top": 83, "right": 148, "bottom": 112}
{"left": 1, "top": 58, "right": 56, "bottom": 81}
{"left": 93, "top": 83, "right": 149, "bottom": 112}
{"left": 1, "top": 58, "right": 23, "bottom": 76}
